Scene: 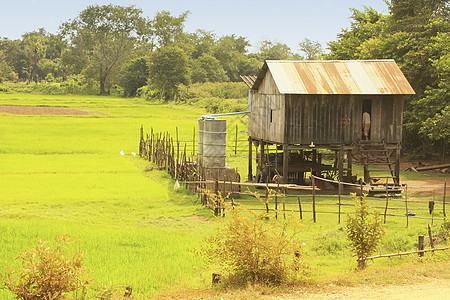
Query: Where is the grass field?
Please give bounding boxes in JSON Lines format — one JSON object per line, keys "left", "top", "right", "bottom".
{"left": 0, "top": 93, "right": 448, "bottom": 299}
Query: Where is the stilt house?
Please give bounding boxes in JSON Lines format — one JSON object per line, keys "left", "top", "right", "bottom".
{"left": 242, "top": 60, "right": 415, "bottom": 189}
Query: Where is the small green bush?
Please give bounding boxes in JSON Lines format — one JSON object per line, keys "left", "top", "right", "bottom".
{"left": 346, "top": 193, "right": 385, "bottom": 269}
{"left": 201, "top": 192, "right": 305, "bottom": 285}
{"left": 1, "top": 235, "right": 91, "bottom": 299}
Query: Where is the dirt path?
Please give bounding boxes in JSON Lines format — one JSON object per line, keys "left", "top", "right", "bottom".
{"left": 266, "top": 278, "right": 450, "bottom": 299}
{"left": 0, "top": 105, "right": 103, "bottom": 115}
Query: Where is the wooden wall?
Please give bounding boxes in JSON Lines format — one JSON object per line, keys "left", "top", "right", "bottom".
{"left": 248, "top": 70, "right": 286, "bottom": 144}
{"left": 284, "top": 94, "right": 404, "bottom": 145}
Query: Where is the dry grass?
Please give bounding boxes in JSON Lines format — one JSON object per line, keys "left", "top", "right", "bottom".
{"left": 152, "top": 259, "right": 450, "bottom": 299}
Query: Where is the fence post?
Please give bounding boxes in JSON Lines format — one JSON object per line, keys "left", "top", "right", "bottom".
{"left": 274, "top": 184, "right": 278, "bottom": 219}
{"left": 214, "top": 180, "right": 219, "bottom": 216}
{"left": 405, "top": 184, "right": 409, "bottom": 228}
{"left": 443, "top": 180, "right": 447, "bottom": 217}
{"left": 312, "top": 174, "right": 316, "bottom": 222}
{"left": 297, "top": 196, "right": 302, "bottom": 220}
{"left": 428, "top": 224, "right": 434, "bottom": 249}
{"left": 338, "top": 180, "right": 342, "bottom": 224}
{"left": 418, "top": 235, "right": 425, "bottom": 257}
{"left": 235, "top": 124, "right": 238, "bottom": 155}
{"left": 384, "top": 179, "right": 389, "bottom": 224}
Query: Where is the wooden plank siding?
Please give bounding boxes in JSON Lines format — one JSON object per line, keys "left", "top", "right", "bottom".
{"left": 249, "top": 70, "right": 286, "bottom": 144}
{"left": 285, "top": 94, "right": 357, "bottom": 145}
{"left": 250, "top": 93, "right": 404, "bottom": 146}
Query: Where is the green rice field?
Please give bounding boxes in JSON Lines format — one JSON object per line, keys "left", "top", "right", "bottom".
{"left": 0, "top": 93, "right": 448, "bottom": 298}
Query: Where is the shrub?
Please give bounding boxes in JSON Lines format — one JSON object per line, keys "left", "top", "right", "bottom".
{"left": 346, "top": 193, "right": 385, "bottom": 269}
{"left": 1, "top": 234, "right": 91, "bottom": 299}
{"left": 201, "top": 191, "right": 305, "bottom": 285}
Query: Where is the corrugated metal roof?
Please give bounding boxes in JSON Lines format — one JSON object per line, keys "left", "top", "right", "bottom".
{"left": 240, "top": 75, "right": 257, "bottom": 89}
{"left": 252, "top": 60, "right": 415, "bottom": 95}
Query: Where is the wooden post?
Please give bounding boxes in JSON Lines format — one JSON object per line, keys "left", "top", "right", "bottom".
{"left": 360, "top": 180, "right": 363, "bottom": 203}
{"left": 395, "top": 143, "right": 401, "bottom": 185}
{"left": 274, "top": 183, "right": 278, "bottom": 219}
{"left": 312, "top": 173, "right": 316, "bottom": 222}
{"left": 338, "top": 147, "right": 344, "bottom": 183}
{"left": 443, "top": 180, "right": 447, "bottom": 217}
{"left": 428, "top": 224, "right": 434, "bottom": 249}
{"left": 347, "top": 149, "right": 353, "bottom": 180}
{"left": 418, "top": 235, "right": 425, "bottom": 257}
{"left": 214, "top": 180, "right": 219, "bottom": 216}
{"left": 338, "top": 180, "right": 342, "bottom": 224}
{"left": 405, "top": 184, "right": 409, "bottom": 228}
{"left": 248, "top": 138, "right": 253, "bottom": 181}
{"left": 139, "top": 125, "right": 144, "bottom": 156}
{"left": 297, "top": 196, "right": 302, "bottom": 220}
{"left": 283, "top": 144, "right": 289, "bottom": 184}
{"left": 384, "top": 179, "right": 389, "bottom": 224}
{"left": 235, "top": 124, "right": 238, "bottom": 155}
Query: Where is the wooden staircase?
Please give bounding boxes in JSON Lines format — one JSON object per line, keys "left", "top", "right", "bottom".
{"left": 358, "top": 143, "right": 402, "bottom": 195}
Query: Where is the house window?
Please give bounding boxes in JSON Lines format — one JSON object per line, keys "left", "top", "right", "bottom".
{"left": 270, "top": 109, "right": 274, "bottom": 123}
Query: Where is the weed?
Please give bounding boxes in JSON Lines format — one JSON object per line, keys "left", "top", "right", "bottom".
{"left": 1, "top": 234, "right": 91, "bottom": 299}
{"left": 201, "top": 190, "right": 305, "bottom": 286}
{"left": 346, "top": 193, "right": 385, "bottom": 269}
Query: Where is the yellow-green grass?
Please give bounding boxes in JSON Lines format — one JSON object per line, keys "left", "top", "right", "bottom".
{"left": 0, "top": 94, "right": 215, "bottom": 298}
{"left": 0, "top": 93, "right": 448, "bottom": 298}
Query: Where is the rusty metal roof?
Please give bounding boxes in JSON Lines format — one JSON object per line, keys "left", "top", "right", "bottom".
{"left": 252, "top": 60, "right": 415, "bottom": 95}
{"left": 240, "top": 75, "right": 257, "bottom": 89}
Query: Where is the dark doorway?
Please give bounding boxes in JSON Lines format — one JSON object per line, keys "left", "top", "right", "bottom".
{"left": 362, "top": 99, "right": 372, "bottom": 141}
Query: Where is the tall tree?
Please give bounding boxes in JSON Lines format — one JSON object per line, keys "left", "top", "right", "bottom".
{"left": 119, "top": 57, "right": 150, "bottom": 97}
{"left": 148, "top": 46, "right": 190, "bottom": 101}
{"left": 150, "top": 10, "right": 190, "bottom": 49}
{"left": 298, "top": 38, "right": 323, "bottom": 60}
{"left": 22, "top": 33, "right": 47, "bottom": 82}
{"left": 60, "top": 4, "right": 148, "bottom": 95}
{"left": 257, "top": 40, "right": 294, "bottom": 60}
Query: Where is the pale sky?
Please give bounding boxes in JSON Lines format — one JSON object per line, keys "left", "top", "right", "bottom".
{"left": 0, "top": 0, "right": 389, "bottom": 52}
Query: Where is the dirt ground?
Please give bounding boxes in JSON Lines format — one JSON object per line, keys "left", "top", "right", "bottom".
{"left": 0, "top": 105, "right": 101, "bottom": 115}
{"left": 262, "top": 278, "right": 450, "bottom": 299}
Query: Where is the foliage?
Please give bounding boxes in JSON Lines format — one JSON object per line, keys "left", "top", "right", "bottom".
{"left": 201, "top": 191, "right": 305, "bottom": 285}
{"left": 190, "top": 53, "right": 228, "bottom": 83}
{"left": 148, "top": 46, "right": 190, "bottom": 101}
{"left": 1, "top": 235, "right": 90, "bottom": 299}
{"left": 346, "top": 193, "right": 385, "bottom": 269}
{"left": 256, "top": 40, "right": 295, "bottom": 60}
{"left": 119, "top": 57, "right": 150, "bottom": 97}
{"left": 60, "top": 4, "right": 148, "bottom": 95}
{"left": 298, "top": 38, "right": 323, "bottom": 60}
{"left": 0, "top": 50, "right": 12, "bottom": 82}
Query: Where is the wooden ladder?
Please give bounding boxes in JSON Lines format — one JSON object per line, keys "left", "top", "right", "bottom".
{"left": 359, "top": 143, "right": 401, "bottom": 195}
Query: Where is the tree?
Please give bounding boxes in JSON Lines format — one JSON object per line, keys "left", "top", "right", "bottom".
{"left": 258, "top": 40, "right": 294, "bottom": 60}
{"left": 119, "top": 57, "right": 149, "bottom": 97}
{"left": 190, "top": 53, "right": 228, "bottom": 83}
{"left": 60, "top": 4, "right": 148, "bottom": 95}
{"left": 213, "top": 34, "right": 251, "bottom": 82}
{"left": 22, "top": 33, "right": 47, "bottom": 82}
{"left": 148, "top": 46, "right": 190, "bottom": 101}
{"left": 0, "top": 50, "right": 12, "bottom": 82}
{"left": 298, "top": 38, "right": 323, "bottom": 60}
{"left": 150, "top": 10, "right": 190, "bottom": 49}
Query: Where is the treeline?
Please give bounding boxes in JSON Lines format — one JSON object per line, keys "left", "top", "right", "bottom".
{"left": 0, "top": 1, "right": 448, "bottom": 158}
{"left": 0, "top": 5, "right": 321, "bottom": 99}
